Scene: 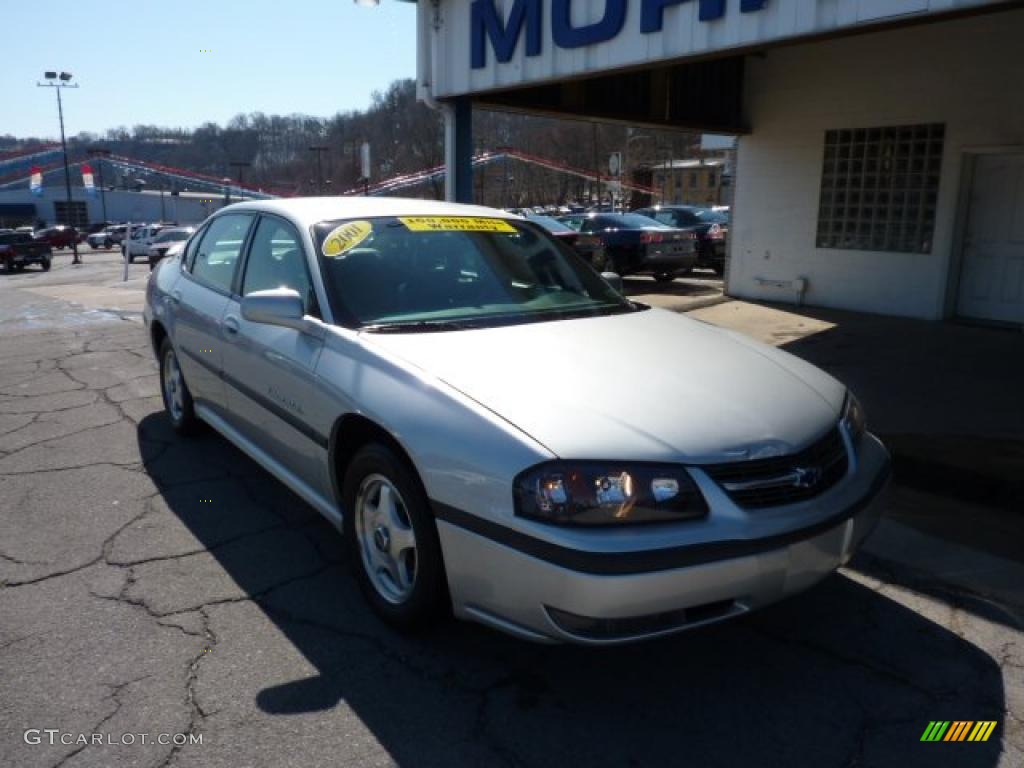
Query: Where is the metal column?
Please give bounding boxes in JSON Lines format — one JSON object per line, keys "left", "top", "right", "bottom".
{"left": 450, "top": 96, "right": 473, "bottom": 204}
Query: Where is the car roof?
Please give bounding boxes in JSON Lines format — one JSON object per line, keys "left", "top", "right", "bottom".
{"left": 217, "top": 197, "right": 524, "bottom": 228}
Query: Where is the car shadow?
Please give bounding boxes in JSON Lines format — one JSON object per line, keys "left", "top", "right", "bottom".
{"left": 622, "top": 274, "right": 721, "bottom": 298}
{"left": 138, "top": 414, "right": 1006, "bottom": 768}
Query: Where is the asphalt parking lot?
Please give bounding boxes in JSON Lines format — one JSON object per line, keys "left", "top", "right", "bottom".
{"left": 1, "top": 248, "right": 1020, "bottom": 768}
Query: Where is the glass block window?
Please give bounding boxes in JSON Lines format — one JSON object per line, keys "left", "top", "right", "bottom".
{"left": 816, "top": 124, "right": 943, "bottom": 253}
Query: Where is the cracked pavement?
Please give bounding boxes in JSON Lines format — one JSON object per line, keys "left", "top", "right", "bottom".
{"left": 1, "top": 253, "right": 1021, "bottom": 767}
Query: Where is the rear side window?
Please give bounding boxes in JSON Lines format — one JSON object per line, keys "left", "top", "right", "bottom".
{"left": 191, "top": 214, "right": 253, "bottom": 294}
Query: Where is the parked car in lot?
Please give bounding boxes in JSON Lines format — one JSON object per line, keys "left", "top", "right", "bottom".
{"left": 634, "top": 205, "right": 729, "bottom": 274}
{"left": 87, "top": 224, "right": 128, "bottom": 250}
{"left": 124, "top": 224, "right": 171, "bottom": 263}
{"left": 0, "top": 231, "right": 52, "bottom": 272}
{"left": 147, "top": 227, "right": 195, "bottom": 270}
{"left": 145, "top": 197, "right": 890, "bottom": 645}
{"left": 525, "top": 214, "right": 608, "bottom": 270}
{"left": 558, "top": 212, "right": 697, "bottom": 282}
{"left": 33, "top": 226, "right": 80, "bottom": 250}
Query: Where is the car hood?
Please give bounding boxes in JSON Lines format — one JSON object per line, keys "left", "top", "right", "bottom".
{"left": 361, "top": 308, "right": 847, "bottom": 462}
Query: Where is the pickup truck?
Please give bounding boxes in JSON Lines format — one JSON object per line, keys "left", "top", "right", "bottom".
{"left": 0, "top": 232, "right": 52, "bottom": 272}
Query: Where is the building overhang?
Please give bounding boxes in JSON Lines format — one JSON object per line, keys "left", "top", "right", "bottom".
{"left": 421, "top": 0, "right": 1017, "bottom": 130}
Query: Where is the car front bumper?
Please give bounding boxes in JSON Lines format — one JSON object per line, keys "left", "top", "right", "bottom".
{"left": 437, "top": 435, "right": 890, "bottom": 645}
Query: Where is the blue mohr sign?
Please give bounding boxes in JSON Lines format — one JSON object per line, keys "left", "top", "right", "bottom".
{"left": 471, "top": 0, "right": 769, "bottom": 68}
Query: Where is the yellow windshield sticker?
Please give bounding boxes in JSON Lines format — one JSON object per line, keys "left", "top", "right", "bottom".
{"left": 398, "top": 216, "right": 517, "bottom": 233}
{"left": 322, "top": 220, "right": 373, "bottom": 257}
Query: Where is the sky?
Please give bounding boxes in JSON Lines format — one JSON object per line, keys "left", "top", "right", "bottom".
{"left": 0, "top": 0, "right": 418, "bottom": 140}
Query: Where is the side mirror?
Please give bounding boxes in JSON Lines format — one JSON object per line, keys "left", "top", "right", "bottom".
{"left": 241, "top": 288, "right": 306, "bottom": 331}
{"left": 601, "top": 271, "right": 624, "bottom": 292}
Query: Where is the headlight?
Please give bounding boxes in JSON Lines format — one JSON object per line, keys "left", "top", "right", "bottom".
{"left": 514, "top": 462, "right": 708, "bottom": 526}
{"left": 842, "top": 392, "right": 866, "bottom": 443}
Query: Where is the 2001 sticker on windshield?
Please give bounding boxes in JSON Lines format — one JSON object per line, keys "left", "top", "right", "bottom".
{"left": 322, "top": 220, "right": 374, "bottom": 257}
{"left": 398, "top": 217, "right": 517, "bottom": 233}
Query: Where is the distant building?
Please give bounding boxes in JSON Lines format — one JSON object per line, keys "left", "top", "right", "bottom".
{"left": 647, "top": 157, "right": 731, "bottom": 206}
{"left": 0, "top": 187, "right": 253, "bottom": 228}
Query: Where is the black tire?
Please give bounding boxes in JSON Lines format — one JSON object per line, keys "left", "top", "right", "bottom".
{"left": 654, "top": 272, "right": 676, "bottom": 283}
{"left": 3, "top": 257, "right": 12, "bottom": 274}
{"left": 40, "top": 256, "right": 51, "bottom": 272}
{"left": 342, "top": 442, "right": 447, "bottom": 630}
{"left": 14, "top": 264, "right": 25, "bottom": 272}
{"left": 158, "top": 337, "right": 200, "bottom": 436}
{"left": 590, "top": 250, "right": 609, "bottom": 272}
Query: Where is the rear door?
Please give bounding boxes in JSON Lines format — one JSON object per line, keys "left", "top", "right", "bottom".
{"left": 220, "top": 214, "right": 330, "bottom": 496}
{"left": 956, "top": 153, "right": 1024, "bottom": 325}
{"left": 172, "top": 213, "right": 254, "bottom": 415}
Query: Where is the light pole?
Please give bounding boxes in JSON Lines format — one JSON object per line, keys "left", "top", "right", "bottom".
{"left": 309, "top": 146, "right": 328, "bottom": 194}
{"left": 229, "top": 161, "right": 251, "bottom": 191}
{"left": 38, "top": 71, "right": 81, "bottom": 264}
{"left": 87, "top": 148, "right": 111, "bottom": 224}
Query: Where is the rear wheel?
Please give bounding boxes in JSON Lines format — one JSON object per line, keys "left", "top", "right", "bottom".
{"left": 159, "top": 338, "right": 199, "bottom": 436}
{"left": 343, "top": 443, "right": 446, "bottom": 630}
{"left": 654, "top": 272, "right": 676, "bottom": 283}
{"left": 3, "top": 257, "right": 12, "bottom": 274}
{"left": 41, "top": 255, "right": 51, "bottom": 272}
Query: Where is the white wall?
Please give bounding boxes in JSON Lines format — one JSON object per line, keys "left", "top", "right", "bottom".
{"left": 729, "top": 8, "right": 1024, "bottom": 319}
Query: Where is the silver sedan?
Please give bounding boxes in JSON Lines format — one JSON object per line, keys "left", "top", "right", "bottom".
{"left": 143, "top": 197, "right": 890, "bottom": 645}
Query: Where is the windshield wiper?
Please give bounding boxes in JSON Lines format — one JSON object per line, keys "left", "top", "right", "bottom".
{"left": 360, "top": 319, "right": 484, "bottom": 333}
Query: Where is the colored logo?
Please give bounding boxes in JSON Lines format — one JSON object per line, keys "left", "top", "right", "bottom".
{"left": 920, "top": 721, "right": 997, "bottom": 742}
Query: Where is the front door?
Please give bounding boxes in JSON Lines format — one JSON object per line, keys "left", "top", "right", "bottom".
{"left": 220, "top": 215, "right": 330, "bottom": 497}
{"left": 956, "top": 153, "right": 1024, "bottom": 325}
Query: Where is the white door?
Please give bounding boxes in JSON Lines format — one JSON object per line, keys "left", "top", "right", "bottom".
{"left": 957, "top": 153, "right": 1024, "bottom": 325}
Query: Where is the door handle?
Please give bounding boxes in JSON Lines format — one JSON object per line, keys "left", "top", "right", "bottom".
{"left": 222, "top": 315, "right": 240, "bottom": 335}
{"left": 169, "top": 290, "right": 182, "bottom": 305}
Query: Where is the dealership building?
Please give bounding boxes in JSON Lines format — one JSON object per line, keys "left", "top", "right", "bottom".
{"left": 417, "top": 0, "right": 1024, "bottom": 325}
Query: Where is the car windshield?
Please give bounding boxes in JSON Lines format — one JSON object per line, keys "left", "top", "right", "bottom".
{"left": 597, "top": 213, "right": 668, "bottom": 229}
{"left": 526, "top": 215, "right": 575, "bottom": 234}
{"left": 313, "top": 216, "right": 637, "bottom": 331}
{"left": 692, "top": 209, "right": 728, "bottom": 223}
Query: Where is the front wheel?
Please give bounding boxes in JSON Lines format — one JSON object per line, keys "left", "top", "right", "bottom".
{"left": 159, "top": 338, "right": 200, "bottom": 435}
{"left": 343, "top": 443, "right": 446, "bottom": 630}
{"left": 40, "top": 256, "right": 51, "bottom": 272}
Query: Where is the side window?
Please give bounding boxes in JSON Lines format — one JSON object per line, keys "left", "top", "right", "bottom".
{"left": 191, "top": 214, "right": 253, "bottom": 293}
{"left": 580, "top": 218, "right": 601, "bottom": 233}
{"left": 241, "top": 217, "right": 316, "bottom": 314}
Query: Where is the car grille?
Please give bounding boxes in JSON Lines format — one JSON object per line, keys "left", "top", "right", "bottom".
{"left": 702, "top": 426, "right": 848, "bottom": 509}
